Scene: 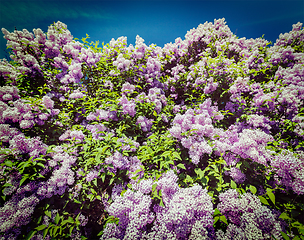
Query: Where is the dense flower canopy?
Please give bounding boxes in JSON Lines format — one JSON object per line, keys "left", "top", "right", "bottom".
{"left": 0, "top": 18, "right": 303, "bottom": 239}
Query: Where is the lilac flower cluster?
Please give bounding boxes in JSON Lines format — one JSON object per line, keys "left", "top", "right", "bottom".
{"left": 147, "top": 87, "right": 167, "bottom": 114}
{"left": 121, "top": 82, "right": 136, "bottom": 95}
{"left": 136, "top": 116, "right": 153, "bottom": 132}
{"left": 0, "top": 180, "right": 40, "bottom": 237}
{"left": 119, "top": 95, "right": 136, "bottom": 117}
{"left": 226, "top": 167, "right": 246, "bottom": 184}
{"left": 169, "top": 98, "right": 224, "bottom": 164}
{"left": 101, "top": 171, "right": 214, "bottom": 239}
{"left": 113, "top": 53, "right": 131, "bottom": 72}
{"left": 271, "top": 150, "right": 304, "bottom": 195}
{"left": 0, "top": 194, "right": 39, "bottom": 233}
{"left": 59, "top": 129, "right": 85, "bottom": 142}
{"left": 9, "top": 133, "right": 47, "bottom": 158}
{"left": 37, "top": 149, "right": 76, "bottom": 198}
{"left": 0, "top": 124, "right": 20, "bottom": 143}
{"left": 231, "top": 128, "right": 274, "bottom": 166}
{"left": 117, "top": 136, "right": 140, "bottom": 152}
{"left": 86, "top": 169, "right": 98, "bottom": 182}
{"left": 86, "top": 123, "right": 107, "bottom": 140}
{"left": 86, "top": 108, "right": 112, "bottom": 121}
{"left": 216, "top": 189, "right": 284, "bottom": 239}
{"left": 69, "top": 89, "right": 86, "bottom": 99}
{"left": 0, "top": 91, "right": 59, "bottom": 129}
{"left": 274, "top": 22, "right": 304, "bottom": 48}
{"left": 105, "top": 151, "right": 130, "bottom": 174}
{"left": 0, "top": 86, "right": 20, "bottom": 102}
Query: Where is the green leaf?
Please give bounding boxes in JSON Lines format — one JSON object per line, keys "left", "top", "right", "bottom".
{"left": 173, "top": 152, "right": 182, "bottom": 160}
{"left": 54, "top": 212, "right": 60, "bottom": 225}
{"left": 3, "top": 182, "right": 13, "bottom": 188}
{"left": 249, "top": 185, "right": 257, "bottom": 195}
{"left": 19, "top": 174, "right": 29, "bottom": 187}
{"left": 214, "top": 216, "right": 220, "bottom": 225}
{"left": 258, "top": 196, "right": 269, "bottom": 205}
{"left": 92, "top": 178, "right": 98, "bottom": 187}
{"left": 5, "top": 161, "right": 13, "bottom": 168}
{"left": 230, "top": 180, "right": 237, "bottom": 189}
{"left": 266, "top": 188, "right": 275, "bottom": 205}
{"left": 195, "top": 168, "right": 204, "bottom": 179}
{"left": 53, "top": 226, "right": 59, "bottom": 236}
{"left": 213, "top": 208, "right": 221, "bottom": 216}
{"left": 45, "top": 210, "right": 51, "bottom": 218}
{"left": 281, "top": 231, "right": 290, "bottom": 240}
{"left": 159, "top": 199, "right": 165, "bottom": 207}
{"left": 152, "top": 183, "right": 157, "bottom": 193}
{"left": 36, "top": 224, "right": 48, "bottom": 231}
{"left": 279, "top": 212, "right": 290, "bottom": 220}
{"left": 109, "top": 177, "right": 115, "bottom": 186}
{"left": 101, "top": 173, "right": 106, "bottom": 182}
{"left": 43, "top": 227, "right": 49, "bottom": 239}
{"left": 36, "top": 162, "right": 45, "bottom": 168}
{"left": 220, "top": 215, "right": 228, "bottom": 225}
{"left": 25, "top": 230, "right": 37, "bottom": 240}
{"left": 177, "top": 163, "right": 186, "bottom": 170}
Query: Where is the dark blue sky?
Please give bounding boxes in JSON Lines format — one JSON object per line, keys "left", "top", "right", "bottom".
{"left": 0, "top": 0, "right": 303, "bottom": 60}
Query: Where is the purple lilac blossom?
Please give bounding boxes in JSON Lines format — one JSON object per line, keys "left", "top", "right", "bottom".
{"left": 42, "top": 95, "right": 54, "bottom": 109}
{"left": 228, "top": 167, "right": 246, "bottom": 184}
{"left": 136, "top": 116, "right": 153, "bottom": 132}
{"left": 216, "top": 189, "right": 284, "bottom": 239}
{"left": 121, "top": 82, "right": 135, "bottom": 95}
{"left": 102, "top": 171, "right": 214, "bottom": 239}
{"left": 271, "top": 150, "right": 304, "bottom": 195}
{"left": 9, "top": 134, "right": 47, "bottom": 158}
{"left": 105, "top": 151, "right": 130, "bottom": 174}
{"left": 86, "top": 123, "right": 107, "bottom": 140}
{"left": 86, "top": 170, "right": 98, "bottom": 182}
{"left": 69, "top": 89, "right": 85, "bottom": 99}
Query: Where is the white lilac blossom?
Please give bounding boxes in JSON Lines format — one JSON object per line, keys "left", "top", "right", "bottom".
{"left": 169, "top": 99, "right": 225, "bottom": 164}
{"left": 86, "top": 123, "right": 107, "bottom": 140}
{"left": 59, "top": 129, "right": 85, "bottom": 142}
{"left": 0, "top": 124, "right": 20, "bottom": 142}
{"left": 231, "top": 128, "right": 274, "bottom": 166}
{"left": 42, "top": 95, "right": 54, "bottom": 109}
{"left": 37, "top": 151, "right": 76, "bottom": 198}
{"left": 0, "top": 193, "right": 39, "bottom": 233}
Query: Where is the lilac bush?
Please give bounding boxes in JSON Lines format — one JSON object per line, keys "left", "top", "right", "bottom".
{"left": 0, "top": 18, "right": 303, "bottom": 239}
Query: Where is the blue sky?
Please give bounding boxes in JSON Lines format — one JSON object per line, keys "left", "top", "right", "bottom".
{"left": 0, "top": 0, "right": 303, "bottom": 60}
